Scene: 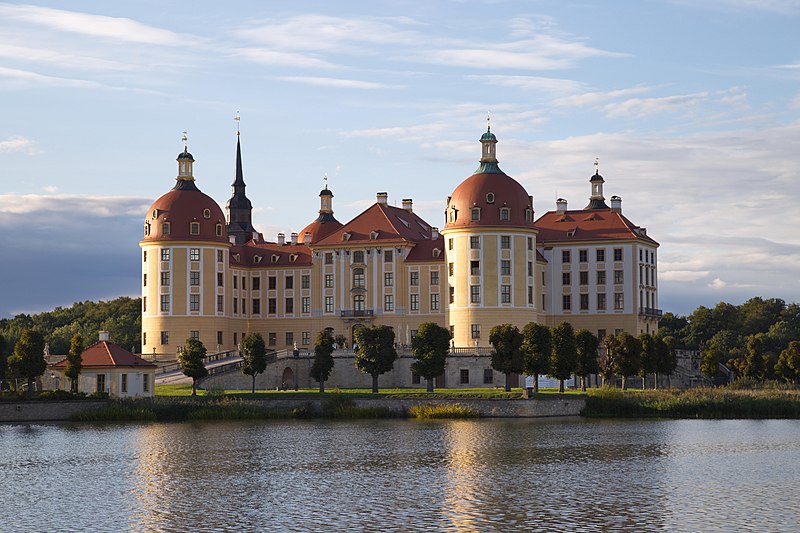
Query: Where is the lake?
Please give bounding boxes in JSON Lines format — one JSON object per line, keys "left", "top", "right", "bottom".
{"left": 1, "top": 418, "right": 798, "bottom": 532}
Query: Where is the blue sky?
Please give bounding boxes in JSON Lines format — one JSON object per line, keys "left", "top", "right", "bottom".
{"left": 1, "top": 0, "right": 799, "bottom": 318}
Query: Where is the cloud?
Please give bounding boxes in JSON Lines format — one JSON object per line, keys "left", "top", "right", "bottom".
{"left": 468, "top": 75, "right": 586, "bottom": 94}
{"left": 0, "top": 66, "right": 101, "bottom": 89}
{"left": 0, "top": 43, "right": 132, "bottom": 72}
{"left": 669, "top": 0, "right": 800, "bottom": 14}
{"left": 0, "top": 136, "right": 40, "bottom": 155}
{"left": 708, "top": 278, "right": 727, "bottom": 289}
{"left": 0, "top": 193, "right": 150, "bottom": 219}
{"left": 602, "top": 92, "right": 710, "bottom": 118}
{"left": 276, "top": 76, "right": 395, "bottom": 90}
{"left": 660, "top": 270, "right": 711, "bottom": 282}
{"left": 552, "top": 86, "right": 654, "bottom": 108}
{"left": 232, "top": 48, "right": 338, "bottom": 69}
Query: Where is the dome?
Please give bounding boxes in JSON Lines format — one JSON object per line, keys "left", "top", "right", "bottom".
{"left": 177, "top": 149, "right": 194, "bottom": 161}
{"left": 298, "top": 217, "right": 342, "bottom": 244}
{"left": 142, "top": 184, "right": 228, "bottom": 243}
{"left": 480, "top": 130, "right": 497, "bottom": 141}
{"left": 445, "top": 172, "right": 533, "bottom": 229}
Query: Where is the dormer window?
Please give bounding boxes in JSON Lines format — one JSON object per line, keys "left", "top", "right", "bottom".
{"left": 161, "top": 222, "right": 170, "bottom": 236}
{"left": 486, "top": 192, "right": 495, "bottom": 204}
{"left": 254, "top": 255, "right": 262, "bottom": 264}
{"left": 342, "top": 232, "right": 351, "bottom": 241}
{"left": 152, "top": 209, "right": 159, "bottom": 219}
{"left": 203, "top": 209, "right": 211, "bottom": 219}
{"left": 471, "top": 208, "right": 481, "bottom": 222}
{"left": 216, "top": 224, "right": 223, "bottom": 236}
{"left": 144, "top": 223, "right": 150, "bottom": 237}
{"left": 190, "top": 222, "right": 200, "bottom": 235}
{"left": 499, "top": 208, "right": 510, "bottom": 221}
{"left": 525, "top": 208, "right": 533, "bottom": 223}
{"left": 370, "top": 231, "right": 379, "bottom": 240}
{"left": 449, "top": 206, "right": 458, "bottom": 222}
{"left": 433, "top": 248, "right": 441, "bottom": 257}
{"left": 289, "top": 254, "right": 298, "bottom": 262}
{"left": 271, "top": 254, "right": 280, "bottom": 263}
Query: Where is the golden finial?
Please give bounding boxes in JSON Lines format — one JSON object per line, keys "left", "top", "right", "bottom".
{"left": 487, "top": 111, "right": 491, "bottom": 132}
{"left": 234, "top": 111, "right": 241, "bottom": 135}
{"left": 594, "top": 157, "right": 599, "bottom": 175}
{"left": 181, "top": 131, "right": 188, "bottom": 151}
{"left": 323, "top": 172, "right": 328, "bottom": 189}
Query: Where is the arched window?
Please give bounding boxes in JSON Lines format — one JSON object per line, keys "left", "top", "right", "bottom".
{"left": 216, "top": 224, "right": 223, "bottom": 236}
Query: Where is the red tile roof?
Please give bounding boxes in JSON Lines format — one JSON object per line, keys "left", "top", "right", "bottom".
{"left": 406, "top": 236, "right": 445, "bottom": 262}
{"left": 445, "top": 171, "right": 534, "bottom": 230}
{"left": 52, "top": 341, "right": 156, "bottom": 369}
{"left": 230, "top": 242, "right": 313, "bottom": 268}
{"left": 535, "top": 208, "right": 658, "bottom": 246}
{"left": 315, "top": 203, "right": 436, "bottom": 246}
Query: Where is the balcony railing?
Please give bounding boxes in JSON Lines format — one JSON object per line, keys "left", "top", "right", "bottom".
{"left": 639, "top": 307, "right": 663, "bottom": 317}
{"left": 340, "top": 309, "right": 374, "bottom": 317}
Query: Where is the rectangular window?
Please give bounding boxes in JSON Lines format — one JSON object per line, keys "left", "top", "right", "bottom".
{"left": 252, "top": 277, "right": 260, "bottom": 291}
{"left": 143, "top": 273, "right": 147, "bottom": 287}
{"left": 190, "top": 294, "right": 200, "bottom": 311}
{"left": 302, "top": 275, "right": 310, "bottom": 289}
{"left": 286, "top": 332, "right": 294, "bottom": 346}
{"left": 448, "top": 238, "right": 453, "bottom": 250}
{"left": 217, "top": 250, "right": 223, "bottom": 262}
{"left": 430, "top": 271, "right": 439, "bottom": 285}
{"left": 410, "top": 294, "right": 420, "bottom": 311}
{"left": 233, "top": 332, "right": 237, "bottom": 346}
{"left": 501, "top": 285, "right": 511, "bottom": 303}
{"left": 190, "top": 330, "right": 199, "bottom": 340}
{"left": 431, "top": 293, "right": 439, "bottom": 311}
{"left": 412, "top": 373, "right": 421, "bottom": 385}
{"left": 448, "top": 263, "right": 454, "bottom": 276}
{"left": 217, "top": 295, "right": 223, "bottom": 312}
{"left": 121, "top": 373, "right": 128, "bottom": 394}
{"left": 233, "top": 276, "right": 237, "bottom": 289}
{"left": 597, "top": 293, "right": 607, "bottom": 310}
{"left": 302, "top": 297, "right": 310, "bottom": 313}
{"left": 614, "top": 248, "right": 623, "bottom": 262}
{"left": 286, "top": 298, "right": 294, "bottom": 313}
{"left": 268, "top": 276, "right": 276, "bottom": 290}
{"left": 96, "top": 374, "right": 106, "bottom": 393}
{"left": 217, "top": 272, "right": 223, "bottom": 287}
{"left": 470, "top": 285, "right": 480, "bottom": 304}
{"left": 286, "top": 276, "right": 294, "bottom": 289}
{"left": 528, "top": 262, "right": 533, "bottom": 277}
{"left": 161, "top": 272, "right": 170, "bottom": 286}
{"left": 161, "top": 248, "right": 170, "bottom": 261}
{"left": 252, "top": 298, "right": 260, "bottom": 314}
{"left": 470, "top": 236, "right": 480, "bottom": 249}
{"left": 302, "top": 331, "right": 311, "bottom": 345}
{"left": 143, "top": 374, "right": 150, "bottom": 393}
{"left": 562, "top": 272, "right": 571, "bottom": 285}
{"left": 143, "top": 251, "right": 147, "bottom": 262}
{"left": 460, "top": 369, "right": 470, "bottom": 385}
{"left": 614, "top": 270, "right": 624, "bottom": 284}
{"left": 190, "top": 248, "right": 200, "bottom": 261}
{"left": 325, "top": 296, "right": 334, "bottom": 313}
{"left": 449, "top": 286, "right": 455, "bottom": 304}
{"left": 470, "top": 261, "right": 480, "bottom": 275}
{"left": 562, "top": 250, "right": 571, "bottom": 263}
{"left": 160, "top": 331, "right": 169, "bottom": 345}
{"left": 501, "top": 260, "right": 511, "bottom": 276}
{"left": 268, "top": 298, "right": 277, "bottom": 314}
{"left": 384, "top": 294, "right": 394, "bottom": 311}
{"left": 579, "top": 250, "right": 588, "bottom": 263}
{"left": 471, "top": 208, "right": 480, "bottom": 221}
{"left": 233, "top": 298, "right": 238, "bottom": 314}
{"left": 579, "top": 271, "right": 588, "bottom": 285}
{"left": 483, "top": 368, "right": 493, "bottom": 384}
{"left": 499, "top": 208, "right": 510, "bottom": 221}
{"left": 268, "top": 333, "right": 276, "bottom": 346}
{"left": 471, "top": 324, "right": 480, "bottom": 339}
{"left": 580, "top": 294, "right": 589, "bottom": 310}
{"left": 217, "top": 331, "right": 223, "bottom": 345}
{"left": 614, "top": 292, "right": 624, "bottom": 310}
{"left": 353, "top": 294, "right": 365, "bottom": 311}
{"left": 353, "top": 251, "right": 364, "bottom": 263}
{"left": 160, "top": 295, "right": 169, "bottom": 312}
{"left": 410, "top": 271, "right": 419, "bottom": 286}
{"left": 501, "top": 235, "right": 511, "bottom": 249}
{"left": 597, "top": 270, "right": 606, "bottom": 285}
{"left": 562, "top": 294, "right": 571, "bottom": 311}
{"left": 142, "top": 297, "right": 147, "bottom": 312}
{"left": 384, "top": 250, "right": 393, "bottom": 262}
{"left": 640, "top": 249, "right": 643, "bottom": 261}
{"left": 353, "top": 268, "right": 365, "bottom": 288}
{"left": 384, "top": 272, "right": 393, "bottom": 286}
{"left": 325, "top": 274, "right": 334, "bottom": 288}
{"left": 528, "top": 286, "right": 533, "bottom": 305}
{"left": 527, "top": 237, "right": 533, "bottom": 250}
{"left": 325, "top": 252, "right": 333, "bottom": 265}
{"left": 190, "top": 271, "right": 200, "bottom": 286}
{"left": 596, "top": 249, "right": 606, "bottom": 262}
{"left": 241, "top": 277, "right": 246, "bottom": 290}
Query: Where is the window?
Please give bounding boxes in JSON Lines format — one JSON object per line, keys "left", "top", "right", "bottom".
{"left": 384, "top": 250, "right": 393, "bottom": 262}
{"left": 233, "top": 298, "right": 238, "bottom": 314}
{"left": 190, "top": 271, "right": 200, "bottom": 286}
{"left": 528, "top": 286, "right": 533, "bottom": 304}
{"left": 233, "top": 332, "right": 237, "bottom": 346}
{"left": 216, "top": 295, "right": 223, "bottom": 313}
{"left": 160, "top": 272, "right": 170, "bottom": 286}
{"left": 190, "top": 330, "right": 199, "bottom": 340}
{"left": 268, "top": 333, "right": 276, "bottom": 346}
{"left": 217, "top": 250, "right": 223, "bottom": 263}
{"left": 597, "top": 271, "right": 607, "bottom": 285}
{"left": 215, "top": 224, "right": 222, "bottom": 237}
{"left": 252, "top": 298, "right": 260, "bottom": 314}
{"left": 562, "top": 294, "right": 571, "bottom": 311}
{"left": 268, "top": 298, "right": 277, "bottom": 314}
{"left": 470, "top": 261, "right": 480, "bottom": 275}
{"left": 162, "top": 222, "right": 170, "bottom": 236}
{"left": 562, "top": 272, "right": 571, "bottom": 285}
{"left": 431, "top": 293, "right": 439, "bottom": 311}
{"left": 160, "top": 295, "right": 169, "bottom": 312}
{"left": 501, "top": 260, "right": 511, "bottom": 276}
{"left": 470, "top": 236, "right": 480, "bottom": 249}
{"left": 143, "top": 251, "right": 147, "bottom": 262}
{"left": 528, "top": 262, "right": 533, "bottom": 277}
{"left": 486, "top": 192, "right": 495, "bottom": 203}
{"left": 410, "top": 271, "right": 419, "bottom": 286}
{"left": 470, "top": 285, "right": 480, "bottom": 304}
{"left": 412, "top": 373, "right": 421, "bottom": 385}
{"left": 302, "top": 297, "right": 310, "bottom": 313}
{"left": 614, "top": 248, "right": 623, "bottom": 262}
{"left": 161, "top": 248, "right": 170, "bottom": 261}
{"left": 501, "top": 285, "right": 511, "bottom": 303}
{"left": 217, "top": 273, "right": 223, "bottom": 287}
{"left": 562, "top": 250, "right": 571, "bottom": 263}
{"left": 527, "top": 237, "right": 533, "bottom": 250}
{"left": 190, "top": 248, "right": 200, "bottom": 261}
{"left": 286, "top": 298, "right": 294, "bottom": 313}
{"left": 353, "top": 268, "right": 365, "bottom": 288}
{"left": 143, "top": 273, "right": 147, "bottom": 287}
{"left": 499, "top": 208, "right": 510, "bottom": 221}
{"left": 325, "top": 252, "right": 333, "bottom": 264}
{"left": 285, "top": 276, "right": 293, "bottom": 289}
{"left": 596, "top": 249, "right": 606, "bottom": 262}
{"left": 121, "top": 373, "right": 128, "bottom": 394}
{"left": 580, "top": 271, "right": 588, "bottom": 285}
{"left": 190, "top": 294, "right": 200, "bottom": 311}
{"left": 216, "top": 331, "right": 223, "bottom": 345}
{"left": 483, "top": 368, "right": 493, "bottom": 384}
{"left": 190, "top": 222, "right": 199, "bottom": 235}
{"left": 501, "top": 235, "right": 511, "bottom": 249}
{"left": 325, "top": 274, "right": 334, "bottom": 288}
{"left": 161, "top": 331, "right": 169, "bottom": 345}
{"left": 526, "top": 209, "right": 533, "bottom": 223}
{"left": 448, "top": 238, "right": 453, "bottom": 250}
{"left": 614, "top": 270, "right": 624, "bottom": 284}
{"left": 614, "top": 292, "right": 624, "bottom": 310}
{"left": 640, "top": 249, "right": 643, "bottom": 261}
{"left": 302, "top": 331, "right": 311, "bottom": 346}
{"left": 142, "top": 297, "right": 147, "bottom": 312}
{"left": 286, "top": 332, "right": 294, "bottom": 346}
{"left": 265, "top": 276, "right": 274, "bottom": 290}
{"left": 353, "top": 251, "right": 364, "bottom": 263}
{"left": 449, "top": 286, "right": 455, "bottom": 304}
{"left": 576, "top": 249, "right": 587, "bottom": 263}
{"left": 353, "top": 294, "right": 365, "bottom": 311}
{"left": 252, "top": 277, "right": 260, "bottom": 291}
{"left": 448, "top": 263, "right": 454, "bottom": 276}
{"left": 450, "top": 325, "right": 455, "bottom": 337}
{"left": 301, "top": 275, "right": 310, "bottom": 289}
{"left": 471, "top": 208, "right": 480, "bottom": 221}
{"left": 384, "top": 294, "right": 394, "bottom": 311}
{"left": 143, "top": 374, "right": 150, "bottom": 393}
{"left": 96, "top": 374, "right": 106, "bottom": 393}
{"left": 325, "top": 296, "right": 334, "bottom": 313}
{"left": 471, "top": 324, "right": 480, "bottom": 339}
{"left": 233, "top": 276, "right": 238, "bottom": 289}
{"left": 241, "top": 277, "right": 246, "bottom": 290}
{"left": 580, "top": 294, "right": 589, "bottom": 310}
{"left": 430, "top": 271, "right": 439, "bottom": 285}
{"left": 410, "top": 294, "right": 419, "bottom": 311}
{"left": 460, "top": 369, "right": 470, "bottom": 385}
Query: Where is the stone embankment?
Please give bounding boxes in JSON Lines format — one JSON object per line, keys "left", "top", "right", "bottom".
{"left": 0, "top": 401, "right": 109, "bottom": 422}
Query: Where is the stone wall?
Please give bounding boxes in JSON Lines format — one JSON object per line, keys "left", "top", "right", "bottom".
{"left": 0, "top": 401, "right": 108, "bottom": 422}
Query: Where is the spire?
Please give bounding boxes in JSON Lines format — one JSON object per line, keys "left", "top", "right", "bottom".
{"left": 225, "top": 119, "right": 256, "bottom": 244}
{"left": 585, "top": 157, "right": 609, "bottom": 209}
{"left": 318, "top": 174, "right": 336, "bottom": 221}
{"left": 476, "top": 116, "right": 502, "bottom": 174}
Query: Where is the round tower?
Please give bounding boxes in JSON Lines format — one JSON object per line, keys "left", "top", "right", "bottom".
{"left": 140, "top": 137, "right": 231, "bottom": 358}
{"left": 441, "top": 125, "right": 540, "bottom": 347}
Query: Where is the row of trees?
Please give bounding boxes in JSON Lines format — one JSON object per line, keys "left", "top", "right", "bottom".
{"left": 0, "top": 329, "right": 83, "bottom": 396}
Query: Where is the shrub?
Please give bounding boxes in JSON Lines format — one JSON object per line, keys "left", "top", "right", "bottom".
{"left": 409, "top": 403, "right": 480, "bottom": 419}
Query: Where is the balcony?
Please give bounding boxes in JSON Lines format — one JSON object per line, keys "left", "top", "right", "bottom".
{"left": 340, "top": 309, "right": 374, "bottom": 318}
{"left": 639, "top": 307, "right": 663, "bottom": 318}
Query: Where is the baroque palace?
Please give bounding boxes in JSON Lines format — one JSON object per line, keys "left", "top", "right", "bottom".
{"left": 140, "top": 126, "right": 660, "bottom": 387}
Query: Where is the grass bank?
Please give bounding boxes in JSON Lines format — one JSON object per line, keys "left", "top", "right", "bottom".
{"left": 583, "top": 388, "right": 800, "bottom": 419}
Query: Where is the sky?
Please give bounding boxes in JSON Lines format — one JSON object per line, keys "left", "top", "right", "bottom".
{"left": 1, "top": 0, "right": 799, "bottom": 319}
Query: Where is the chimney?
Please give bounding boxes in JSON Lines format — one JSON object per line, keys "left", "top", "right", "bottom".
{"left": 431, "top": 227, "right": 439, "bottom": 239}
{"left": 402, "top": 198, "right": 413, "bottom": 212}
{"left": 277, "top": 232, "right": 285, "bottom": 245}
{"left": 376, "top": 192, "right": 388, "bottom": 205}
{"left": 99, "top": 330, "right": 110, "bottom": 342}
{"left": 610, "top": 195, "right": 622, "bottom": 213}
{"left": 290, "top": 232, "right": 298, "bottom": 245}
{"left": 556, "top": 198, "right": 568, "bottom": 215}
{"left": 304, "top": 231, "right": 312, "bottom": 243}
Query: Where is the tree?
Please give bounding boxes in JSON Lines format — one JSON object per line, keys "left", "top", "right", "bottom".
{"left": 410, "top": 322, "right": 450, "bottom": 392}
{"left": 310, "top": 330, "right": 335, "bottom": 393}
{"left": 598, "top": 335, "right": 618, "bottom": 387}
{"left": 0, "top": 333, "right": 7, "bottom": 390}
{"left": 7, "top": 329, "right": 47, "bottom": 397}
{"left": 637, "top": 333, "right": 657, "bottom": 390}
{"left": 775, "top": 341, "right": 800, "bottom": 385}
{"left": 700, "top": 331, "right": 738, "bottom": 385}
{"left": 574, "top": 329, "right": 599, "bottom": 392}
{"left": 613, "top": 332, "right": 641, "bottom": 390}
{"left": 740, "top": 333, "right": 770, "bottom": 380}
{"left": 241, "top": 333, "right": 267, "bottom": 393}
{"left": 489, "top": 324, "right": 523, "bottom": 392}
{"left": 354, "top": 325, "right": 397, "bottom": 393}
{"left": 549, "top": 322, "right": 577, "bottom": 393}
{"left": 654, "top": 335, "right": 677, "bottom": 388}
{"left": 64, "top": 332, "right": 84, "bottom": 393}
{"left": 179, "top": 337, "right": 208, "bottom": 396}
{"left": 521, "top": 322, "right": 551, "bottom": 393}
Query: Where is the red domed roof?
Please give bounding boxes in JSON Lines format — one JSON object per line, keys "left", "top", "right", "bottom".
{"left": 298, "top": 217, "right": 343, "bottom": 244}
{"left": 445, "top": 171, "right": 534, "bottom": 230}
{"left": 142, "top": 184, "right": 228, "bottom": 243}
